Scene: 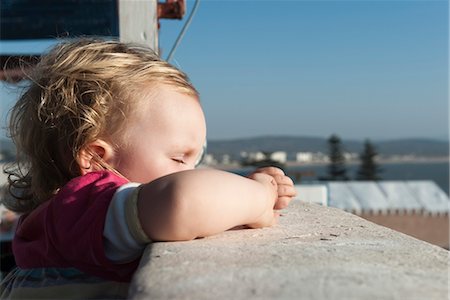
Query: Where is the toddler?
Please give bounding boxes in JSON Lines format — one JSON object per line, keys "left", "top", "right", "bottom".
{"left": 0, "top": 39, "right": 296, "bottom": 299}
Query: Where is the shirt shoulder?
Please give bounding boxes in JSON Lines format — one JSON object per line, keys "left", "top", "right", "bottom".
{"left": 57, "top": 171, "right": 129, "bottom": 202}
{"left": 14, "top": 171, "right": 136, "bottom": 282}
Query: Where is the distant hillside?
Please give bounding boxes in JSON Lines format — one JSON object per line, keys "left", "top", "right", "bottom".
{"left": 377, "top": 139, "right": 449, "bottom": 156}
{"left": 207, "top": 136, "right": 449, "bottom": 159}
{"left": 1, "top": 136, "right": 448, "bottom": 161}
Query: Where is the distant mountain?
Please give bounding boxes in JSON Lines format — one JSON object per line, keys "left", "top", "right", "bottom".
{"left": 207, "top": 136, "right": 449, "bottom": 159}
{"left": 377, "top": 138, "right": 449, "bottom": 156}
{"left": 1, "top": 136, "right": 448, "bottom": 161}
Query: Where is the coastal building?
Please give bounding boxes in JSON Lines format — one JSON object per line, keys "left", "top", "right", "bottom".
{"left": 242, "top": 151, "right": 266, "bottom": 162}
{"left": 295, "top": 151, "right": 330, "bottom": 163}
{"left": 202, "top": 153, "right": 217, "bottom": 166}
{"left": 269, "top": 151, "right": 287, "bottom": 164}
{"left": 220, "top": 154, "right": 231, "bottom": 165}
{"left": 240, "top": 151, "right": 287, "bottom": 164}
{"left": 296, "top": 152, "right": 313, "bottom": 163}
{"left": 343, "top": 152, "right": 358, "bottom": 161}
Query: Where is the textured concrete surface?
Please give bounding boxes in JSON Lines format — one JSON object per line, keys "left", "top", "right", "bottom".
{"left": 128, "top": 202, "right": 449, "bottom": 300}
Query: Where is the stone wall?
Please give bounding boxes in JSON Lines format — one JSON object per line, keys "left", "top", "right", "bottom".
{"left": 129, "top": 202, "right": 449, "bottom": 299}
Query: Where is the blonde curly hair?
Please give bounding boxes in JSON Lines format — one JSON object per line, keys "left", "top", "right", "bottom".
{"left": 4, "top": 38, "right": 198, "bottom": 213}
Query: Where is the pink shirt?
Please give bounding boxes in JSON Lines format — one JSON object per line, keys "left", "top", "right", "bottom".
{"left": 13, "top": 171, "right": 140, "bottom": 282}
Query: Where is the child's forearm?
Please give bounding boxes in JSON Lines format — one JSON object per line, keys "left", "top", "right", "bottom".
{"left": 136, "top": 169, "right": 272, "bottom": 241}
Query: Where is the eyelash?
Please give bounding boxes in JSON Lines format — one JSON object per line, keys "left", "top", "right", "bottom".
{"left": 172, "top": 158, "right": 186, "bottom": 164}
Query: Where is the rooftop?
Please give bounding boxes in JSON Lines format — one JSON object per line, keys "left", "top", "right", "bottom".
{"left": 297, "top": 180, "right": 449, "bottom": 214}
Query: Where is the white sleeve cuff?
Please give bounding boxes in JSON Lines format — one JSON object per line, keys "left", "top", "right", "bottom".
{"left": 103, "top": 182, "right": 149, "bottom": 263}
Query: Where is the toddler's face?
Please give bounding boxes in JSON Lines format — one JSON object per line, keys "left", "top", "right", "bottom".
{"left": 113, "top": 84, "right": 206, "bottom": 183}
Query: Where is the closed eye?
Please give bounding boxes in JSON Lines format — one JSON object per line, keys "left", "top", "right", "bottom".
{"left": 172, "top": 158, "right": 186, "bottom": 164}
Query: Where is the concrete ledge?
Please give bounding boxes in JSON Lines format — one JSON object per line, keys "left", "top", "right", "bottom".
{"left": 128, "top": 202, "right": 449, "bottom": 300}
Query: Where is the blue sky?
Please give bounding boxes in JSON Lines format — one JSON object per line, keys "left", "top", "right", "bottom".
{"left": 159, "top": 0, "right": 449, "bottom": 141}
{"left": 1, "top": 0, "right": 449, "bottom": 142}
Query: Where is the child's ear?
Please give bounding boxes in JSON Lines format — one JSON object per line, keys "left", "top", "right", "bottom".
{"left": 77, "top": 139, "right": 115, "bottom": 175}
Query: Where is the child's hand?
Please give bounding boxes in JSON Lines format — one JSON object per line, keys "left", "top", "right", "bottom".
{"left": 248, "top": 167, "right": 297, "bottom": 210}
{"left": 246, "top": 172, "right": 279, "bottom": 229}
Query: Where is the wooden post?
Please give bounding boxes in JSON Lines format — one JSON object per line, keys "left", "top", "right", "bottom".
{"left": 118, "top": 0, "right": 158, "bottom": 52}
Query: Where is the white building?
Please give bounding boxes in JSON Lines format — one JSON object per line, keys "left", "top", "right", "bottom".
{"left": 344, "top": 152, "right": 359, "bottom": 161}
{"left": 296, "top": 152, "right": 313, "bottom": 163}
{"left": 221, "top": 154, "right": 231, "bottom": 165}
{"left": 244, "top": 151, "right": 266, "bottom": 162}
{"left": 202, "top": 154, "right": 217, "bottom": 166}
{"left": 270, "top": 151, "right": 287, "bottom": 164}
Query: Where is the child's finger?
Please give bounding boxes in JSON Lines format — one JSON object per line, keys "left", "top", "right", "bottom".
{"left": 277, "top": 183, "right": 297, "bottom": 197}
{"left": 274, "top": 196, "right": 293, "bottom": 210}
{"left": 273, "top": 174, "right": 294, "bottom": 186}
{"left": 252, "top": 166, "right": 285, "bottom": 177}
